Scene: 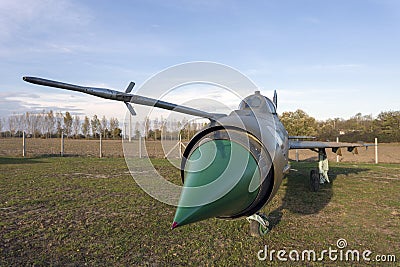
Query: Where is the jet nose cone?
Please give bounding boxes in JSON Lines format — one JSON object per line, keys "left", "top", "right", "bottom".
{"left": 172, "top": 139, "right": 263, "bottom": 227}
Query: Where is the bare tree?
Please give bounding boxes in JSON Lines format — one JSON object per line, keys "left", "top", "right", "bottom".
{"left": 73, "top": 115, "right": 81, "bottom": 138}
{"left": 160, "top": 118, "right": 167, "bottom": 141}
{"left": 32, "top": 113, "right": 42, "bottom": 138}
{"left": 134, "top": 121, "right": 141, "bottom": 139}
{"left": 91, "top": 115, "right": 100, "bottom": 138}
{"left": 109, "top": 117, "right": 120, "bottom": 139}
{"left": 7, "top": 114, "right": 17, "bottom": 137}
{"left": 14, "top": 113, "right": 25, "bottom": 137}
{"left": 39, "top": 110, "right": 47, "bottom": 137}
{"left": 82, "top": 116, "right": 90, "bottom": 138}
{"left": 153, "top": 117, "right": 159, "bottom": 140}
{"left": 45, "top": 110, "right": 55, "bottom": 138}
{"left": 144, "top": 116, "right": 150, "bottom": 140}
{"left": 63, "top": 112, "right": 73, "bottom": 137}
{"left": 24, "top": 112, "right": 31, "bottom": 136}
{"left": 100, "top": 115, "right": 108, "bottom": 138}
{"left": 55, "top": 112, "right": 64, "bottom": 137}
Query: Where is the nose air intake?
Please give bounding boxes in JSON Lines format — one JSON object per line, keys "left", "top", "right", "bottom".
{"left": 172, "top": 139, "right": 262, "bottom": 227}
{"left": 172, "top": 127, "right": 274, "bottom": 229}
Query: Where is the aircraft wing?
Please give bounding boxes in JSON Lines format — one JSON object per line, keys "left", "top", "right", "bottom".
{"left": 288, "top": 136, "right": 316, "bottom": 140}
{"left": 289, "top": 140, "right": 364, "bottom": 154}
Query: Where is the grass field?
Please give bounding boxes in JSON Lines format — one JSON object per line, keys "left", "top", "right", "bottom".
{"left": 1, "top": 156, "right": 399, "bottom": 266}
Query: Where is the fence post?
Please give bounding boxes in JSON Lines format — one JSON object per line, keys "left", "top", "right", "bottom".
{"left": 61, "top": 130, "right": 64, "bottom": 157}
{"left": 139, "top": 135, "right": 142, "bottom": 158}
{"left": 336, "top": 137, "right": 339, "bottom": 162}
{"left": 128, "top": 115, "right": 132, "bottom": 142}
{"left": 375, "top": 138, "right": 378, "bottom": 164}
{"left": 22, "top": 131, "right": 26, "bottom": 157}
{"left": 179, "top": 133, "right": 182, "bottom": 159}
{"left": 99, "top": 133, "right": 102, "bottom": 158}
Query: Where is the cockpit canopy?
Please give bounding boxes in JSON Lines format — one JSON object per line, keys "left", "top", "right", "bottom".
{"left": 238, "top": 91, "right": 276, "bottom": 114}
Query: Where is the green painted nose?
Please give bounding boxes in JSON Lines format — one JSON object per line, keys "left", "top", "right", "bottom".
{"left": 172, "top": 139, "right": 261, "bottom": 229}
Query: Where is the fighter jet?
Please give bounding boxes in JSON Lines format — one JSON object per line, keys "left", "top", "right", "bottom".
{"left": 23, "top": 76, "right": 365, "bottom": 236}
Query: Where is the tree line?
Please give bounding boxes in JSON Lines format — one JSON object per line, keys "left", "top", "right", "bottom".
{"left": 134, "top": 117, "right": 207, "bottom": 141}
{"left": 280, "top": 110, "right": 400, "bottom": 143}
{"left": 0, "top": 111, "right": 121, "bottom": 139}
{"left": 0, "top": 110, "right": 206, "bottom": 140}
{"left": 1, "top": 109, "right": 399, "bottom": 142}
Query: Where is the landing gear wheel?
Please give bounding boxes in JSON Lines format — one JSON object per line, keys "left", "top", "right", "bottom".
{"left": 310, "top": 169, "right": 320, "bottom": 192}
{"left": 249, "top": 214, "right": 269, "bottom": 237}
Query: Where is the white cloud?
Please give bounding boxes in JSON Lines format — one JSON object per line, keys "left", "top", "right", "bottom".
{"left": 0, "top": 0, "right": 92, "bottom": 56}
{"left": 0, "top": 0, "right": 91, "bottom": 29}
{"left": 2, "top": 91, "right": 124, "bottom": 119}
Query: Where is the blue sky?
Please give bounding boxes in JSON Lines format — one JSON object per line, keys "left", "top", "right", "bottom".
{"left": 1, "top": 0, "right": 399, "bottom": 120}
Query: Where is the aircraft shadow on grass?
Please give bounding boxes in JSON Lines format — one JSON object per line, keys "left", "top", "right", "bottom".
{"left": 0, "top": 154, "right": 84, "bottom": 164}
{"left": 0, "top": 157, "right": 48, "bottom": 165}
{"left": 0, "top": 154, "right": 88, "bottom": 165}
{"left": 267, "top": 165, "right": 370, "bottom": 230}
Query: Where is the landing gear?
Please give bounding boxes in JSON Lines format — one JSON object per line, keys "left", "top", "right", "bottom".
{"left": 247, "top": 213, "right": 269, "bottom": 237}
{"left": 309, "top": 148, "right": 330, "bottom": 192}
{"left": 318, "top": 148, "right": 330, "bottom": 184}
{"left": 310, "top": 169, "right": 320, "bottom": 192}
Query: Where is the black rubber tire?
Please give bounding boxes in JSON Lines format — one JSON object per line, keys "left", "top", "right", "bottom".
{"left": 310, "top": 169, "right": 320, "bottom": 192}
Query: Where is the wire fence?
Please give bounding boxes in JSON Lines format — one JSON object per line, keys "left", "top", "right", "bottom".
{"left": 0, "top": 138, "right": 185, "bottom": 159}
{"left": 1, "top": 137, "right": 400, "bottom": 163}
